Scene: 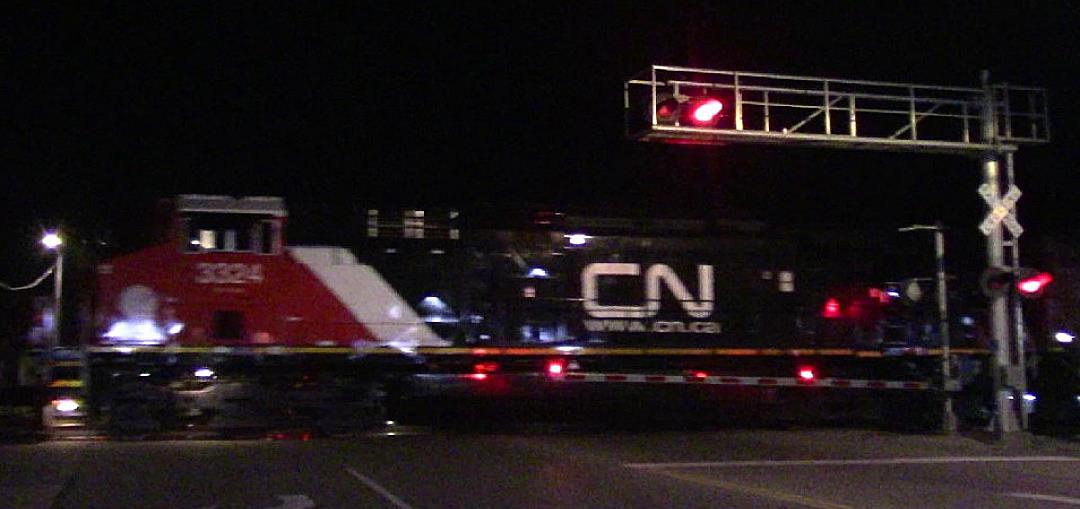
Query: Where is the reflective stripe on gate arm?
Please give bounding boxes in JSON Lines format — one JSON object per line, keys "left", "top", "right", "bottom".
{"left": 553, "top": 373, "right": 930, "bottom": 390}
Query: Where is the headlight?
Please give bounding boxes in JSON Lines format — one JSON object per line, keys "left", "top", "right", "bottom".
{"left": 52, "top": 398, "right": 80, "bottom": 413}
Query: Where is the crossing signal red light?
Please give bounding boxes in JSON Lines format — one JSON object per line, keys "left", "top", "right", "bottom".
{"left": 687, "top": 98, "right": 724, "bottom": 125}
{"left": 1017, "top": 271, "right": 1053, "bottom": 298}
{"left": 797, "top": 366, "right": 816, "bottom": 383}
{"left": 980, "top": 266, "right": 1013, "bottom": 297}
{"left": 656, "top": 97, "right": 680, "bottom": 124}
{"left": 654, "top": 95, "right": 727, "bottom": 128}
{"left": 980, "top": 267, "right": 1053, "bottom": 298}
{"left": 822, "top": 297, "right": 842, "bottom": 318}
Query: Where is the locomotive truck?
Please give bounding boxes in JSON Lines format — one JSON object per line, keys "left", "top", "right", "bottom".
{"left": 44, "top": 195, "right": 987, "bottom": 436}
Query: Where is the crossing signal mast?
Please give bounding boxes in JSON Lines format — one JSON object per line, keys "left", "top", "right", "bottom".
{"left": 625, "top": 65, "right": 1050, "bottom": 438}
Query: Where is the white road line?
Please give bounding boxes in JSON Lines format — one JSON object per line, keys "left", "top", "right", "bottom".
{"left": 264, "top": 494, "right": 316, "bottom": 509}
{"left": 624, "top": 456, "right": 1080, "bottom": 469}
{"left": 1005, "top": 493, "right": 1080, "bottom": 506}
{"left": 345, "top": 467, "right": 414, "bottom": 509}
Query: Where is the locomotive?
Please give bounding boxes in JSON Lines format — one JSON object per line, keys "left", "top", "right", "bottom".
{"left": 71, "top": 195, "right": 978, "bottom": 435}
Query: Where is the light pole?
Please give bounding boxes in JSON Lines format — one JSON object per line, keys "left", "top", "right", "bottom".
{"left": 899, "top": 223, "right": 958, "bottom": 434}
{"left": 41, "top": 231, "right": 63, "bottom": 349}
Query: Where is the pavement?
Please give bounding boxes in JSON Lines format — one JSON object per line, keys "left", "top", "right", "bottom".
{"left": 3, "top": 427, "right": 1080, "bottom": 509}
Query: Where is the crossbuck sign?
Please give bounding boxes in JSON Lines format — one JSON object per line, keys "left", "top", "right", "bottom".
{"left": 978, "top": 183, "right": 1023, "bottom": 237}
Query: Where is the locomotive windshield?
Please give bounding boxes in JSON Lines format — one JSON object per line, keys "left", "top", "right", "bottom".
{"left": 182, "top": 213, "right": 279, "bottom": 254}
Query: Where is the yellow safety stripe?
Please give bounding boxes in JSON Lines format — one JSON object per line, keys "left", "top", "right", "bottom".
{"left": 48, "top": 380, "right": 84, "bottom": 388}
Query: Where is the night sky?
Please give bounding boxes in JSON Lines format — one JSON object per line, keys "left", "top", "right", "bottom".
{"left": 3, "top": 2, "right": 1079, "bottom": 280}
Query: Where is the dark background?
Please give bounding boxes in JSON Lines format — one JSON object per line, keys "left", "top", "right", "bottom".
{"left": 2, "top": 2, "right": 1078, "bottom": 302}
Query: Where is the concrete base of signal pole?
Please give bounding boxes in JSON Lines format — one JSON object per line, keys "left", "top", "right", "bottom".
{"left": 941, "top": 393, "right": 958, "bottom": 435}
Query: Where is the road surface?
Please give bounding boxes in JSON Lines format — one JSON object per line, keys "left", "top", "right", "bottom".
{"left": 3, "top": 427, "right": 1080, "bottom": 509}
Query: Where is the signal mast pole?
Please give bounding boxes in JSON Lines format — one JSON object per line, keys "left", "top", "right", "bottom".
{"left": 981, "top": 71, "right": 1023, "bottom": 437}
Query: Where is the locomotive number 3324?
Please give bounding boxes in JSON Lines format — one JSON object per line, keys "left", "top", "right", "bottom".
{"left": 194, "top": 263, "right": 265, "bottom": 284}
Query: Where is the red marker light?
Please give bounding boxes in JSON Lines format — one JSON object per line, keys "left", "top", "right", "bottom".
{"left": 684, "top": 370, "right": 709, "bottom": 382}
{"left": 797, "top": 367, "right": 816, "bottom": 382}
{"left": 466, "top": 373, "right": 488, "bottom": 381}
{"left": 822, "top": 298, "right": 842, "bottom": 318}
{"left": 546, "top": 359, "right": 566, "bottom": 376}
{"left": 868, "top": 288, "right": 891, "bottom": 304}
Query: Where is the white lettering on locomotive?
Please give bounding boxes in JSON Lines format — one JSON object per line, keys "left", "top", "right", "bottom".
{"left": 581, "top": 263, "right": 714, "bottom": 319}
{"left": 580, "top": 263, "right": 719, "bottom": 335}
{"left": 194, "top": 263, "right": 265, "bottom": 285}
{"left": 582, "top": 320, "right": 722, "bottom": 334}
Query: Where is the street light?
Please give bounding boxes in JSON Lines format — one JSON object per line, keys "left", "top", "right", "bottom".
{"left": 41, "top": 231, "right": 63, "bottom": 349}
{"left": 899, "top": 223, "right": 957, "bottom": 434}
{"left": 42, "top": 232, "right": 62, "bottom": 250}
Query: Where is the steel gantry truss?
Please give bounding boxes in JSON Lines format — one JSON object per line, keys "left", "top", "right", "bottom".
{"left": 625, "top": 65, "right": 1049, "bottom": 438}
{"left": 625, "top": 65, "right": 1048, "bottom": 153}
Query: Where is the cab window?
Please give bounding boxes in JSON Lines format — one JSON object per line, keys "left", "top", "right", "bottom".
{"left": 183, "top": 214, "right": 278, "bottom": 254}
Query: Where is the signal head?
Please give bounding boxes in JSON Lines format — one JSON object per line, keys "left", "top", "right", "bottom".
{"left": 1016, "top": 271, "right": 1053, "bottom": 298}
{"left": 655, "top": 97, "right": 681, "bottom": 124}
{"left": 686, "top": 97, "right": 724, "bottom": 126}
{"left": 653, "top": 95, "right": 727, "bottom": 128}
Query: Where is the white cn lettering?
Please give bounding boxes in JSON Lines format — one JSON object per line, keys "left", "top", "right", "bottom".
{"left": 582, "top": 263, "right": 714, "bottom": 319}
{"left": 646, "top": 264, "right": 714, "bottom": 318}
{"left": 582, "top": 263, "right": 650, "bottom": 318}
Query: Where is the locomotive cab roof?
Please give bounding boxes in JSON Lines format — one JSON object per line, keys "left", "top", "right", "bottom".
{"left": 175, "top": 195, "right": 288, "bottom": 217}
{"left": 172, "top": 195, "right": 287, "bottom": 254}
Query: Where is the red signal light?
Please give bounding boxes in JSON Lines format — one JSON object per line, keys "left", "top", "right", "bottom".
{"left": 656, "top": 97, "right": 680, "bottom": 123}
{"left": 1017, "top": 272, "right": 1053, "bottom": 296}
{"left": 687, "top": 98, "right": 724, "bottom": 126}
{"left": 653, "top": 95, "right": 727, "bottom": 127}
{"left": 797, "top": 367, "right": 816, "bottom": 383}
{"left": 822, "top": 298, "right": 842, "bottom": 318}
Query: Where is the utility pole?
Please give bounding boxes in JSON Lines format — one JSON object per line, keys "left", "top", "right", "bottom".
{"left": 40, "top": 230, "right": 63, "bottom": 387}
{"left": 41, "top": 231, "right": 64, "bottom": 349}
{"left": 899, "top": 223, "right": 957, "bottom": 434}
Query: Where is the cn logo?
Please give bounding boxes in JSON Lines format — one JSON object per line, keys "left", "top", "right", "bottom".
{"left": 581, "top": 263, "right": 714, "bottom": 319}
